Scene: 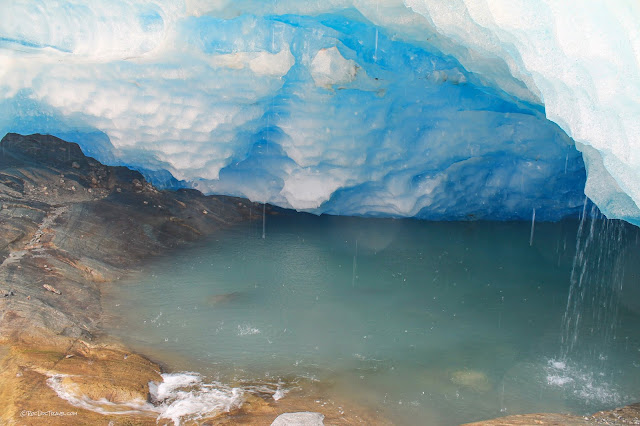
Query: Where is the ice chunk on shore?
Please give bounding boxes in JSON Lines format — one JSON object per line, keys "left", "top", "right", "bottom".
{"left": 271, "top": 412, "right": 325, "bottom": 426}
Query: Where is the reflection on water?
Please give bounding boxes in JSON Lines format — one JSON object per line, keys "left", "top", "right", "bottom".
{"left": 104, "top": 213, "right": 640, "bottom": 425}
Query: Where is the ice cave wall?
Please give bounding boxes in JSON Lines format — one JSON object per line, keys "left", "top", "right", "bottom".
{"left": 0, "top": 1, "right": 637, "bottom": 222}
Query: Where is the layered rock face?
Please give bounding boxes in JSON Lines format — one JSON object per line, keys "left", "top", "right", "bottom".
{"left": 0, "top": 133, "right": 268, "bottom": 424}
{"left": 0, "top": 132, "right": 258, "bottom": 346}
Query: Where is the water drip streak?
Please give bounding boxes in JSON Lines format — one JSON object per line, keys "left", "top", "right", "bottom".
{"left": 262, "top": 203, "right": 266, "bottom": 239}
{"left": 561, "top": 197, "right": 590, "bottom": 356}
{"left": 352, "top": 239, "right": 358, "bottom": 287}
{"left": 529, "top": 208, "right": 536, "bottom": 246}
{"left": 560, "top": 198, "right": 627, "bottom": 366}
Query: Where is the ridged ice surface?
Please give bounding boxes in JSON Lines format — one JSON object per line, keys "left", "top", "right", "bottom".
{"left": 1, "top": 1, "right": 638, "bottom": 221}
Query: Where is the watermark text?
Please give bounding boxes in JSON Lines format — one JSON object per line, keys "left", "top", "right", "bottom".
{"left": 20, "top": 410, "right": 78, "bottom": 417}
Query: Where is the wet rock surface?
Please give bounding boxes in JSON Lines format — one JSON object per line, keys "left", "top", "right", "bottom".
{"left": 0, "top": 133, "right": 259, "bottom": 424}
{"left": 461, "top": 403, "right": 640, "bottom": 425}
{"left": 0, "top": 132, "right": 259, "bottom": 348}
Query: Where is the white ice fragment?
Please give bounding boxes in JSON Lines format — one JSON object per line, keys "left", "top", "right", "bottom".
{"left": 310, "top": 47, "right": 358, "bottom": 88}
{"left": 210, "top": 49, "right": 295, "bottom": 77}
{"left": 271, "top": 412, "right": 325, "bottom": 426}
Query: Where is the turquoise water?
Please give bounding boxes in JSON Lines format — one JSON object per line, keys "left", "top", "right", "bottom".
{"left": 104, "top": 214, "right": 640, "bottom": 425}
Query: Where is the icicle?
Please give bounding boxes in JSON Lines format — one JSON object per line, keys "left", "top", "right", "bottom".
{"left": 271, "top": 26, "right": 275, "bottom": 52}
{"left": 374, "top": 0, "right": 379, "bottom": 62}
{"left": 374, "top": 29, "right": 379, "bottom": 62}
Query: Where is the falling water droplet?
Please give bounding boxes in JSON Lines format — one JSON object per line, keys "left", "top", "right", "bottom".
{"left": 560, "top": 198, "right": 627, "bottom": 364}
{"left": 352, "top": 239, "right": 358, "bottom": 287}
{"left": 529, "top": 208, "right": 536, "bottom": 246}
{"left": 262, "top": 203, "right": 266, "bottom": 239}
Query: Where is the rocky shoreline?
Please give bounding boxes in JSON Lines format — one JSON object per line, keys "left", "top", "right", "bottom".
{"left": 0, "top": 133, "right": 385, "bottom": 425}
{"left": 0, "top": 133, "right": 259, "bottom": 347}
{"left": 0, "top": 133, "right": 273, "bottom": 425}
{"left": 0, "top": 133, "right": 638, "bottom": 425}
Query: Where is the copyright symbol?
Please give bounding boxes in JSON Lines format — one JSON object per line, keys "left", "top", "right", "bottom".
{"left": 20, "top": 411, "right": 26, "bottom": 417}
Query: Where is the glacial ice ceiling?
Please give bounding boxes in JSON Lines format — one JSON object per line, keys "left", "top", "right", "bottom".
{"left": 1, "top": 1, "right": 638, "bottom": 222}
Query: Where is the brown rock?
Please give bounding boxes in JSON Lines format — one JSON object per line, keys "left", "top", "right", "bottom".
{"left": 43, "top": 284, "right": 61, "bottom": 295}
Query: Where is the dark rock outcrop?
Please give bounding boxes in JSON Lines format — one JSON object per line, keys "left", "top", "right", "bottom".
{"left": 0, "top": 132, "right": 259, "bottom": 347}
